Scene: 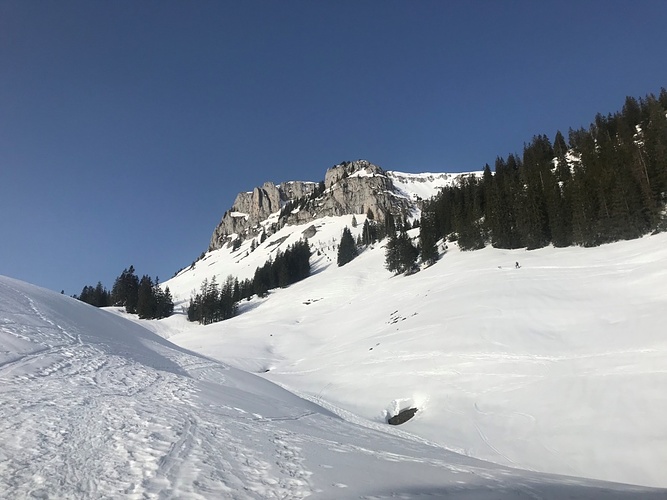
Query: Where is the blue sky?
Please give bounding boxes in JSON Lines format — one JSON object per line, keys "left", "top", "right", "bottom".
{"left": 2, "top": 0, "right": 666, "bottom": 295}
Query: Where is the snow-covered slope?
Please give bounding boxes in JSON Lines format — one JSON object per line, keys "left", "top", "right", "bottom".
{"left": 4, "top": 277, "right": 662, "bottom": 498}
{"left": 387, "top": 170, "right": 481, "bottom": 204}
{"left": 168, "top": 169, "right": 465, "bottom": 300}
{"left": 164, "top": 215, "right": 667, "bottom": 489}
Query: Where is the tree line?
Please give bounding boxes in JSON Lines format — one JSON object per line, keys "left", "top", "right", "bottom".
{"left": 187, "top": 240, "right": 311, "bottom": 324}
{"left": 419, "top": 90, "right": 667, "bottom": 252}
{"left": 75, "top": 265, "right": 174, "bottom": 320}
{"left": 334, "top": 90, "right": 667, "bottom": 275}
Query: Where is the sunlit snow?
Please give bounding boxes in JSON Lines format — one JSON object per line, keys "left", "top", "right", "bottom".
{"left": 163, "top": 223, "right": 667, "bottom": 491}
{"left": 4, "top": 277, "right": 664, "bottom": 498}
{"left": 2, "top": 174, "right": 667, "bottom": 497}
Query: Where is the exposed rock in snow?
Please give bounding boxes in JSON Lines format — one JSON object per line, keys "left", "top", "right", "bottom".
{"left": 208, "top": 159, "right": 477, "bottom": 251}
{"left": 209, "top": 180, "right": 318, "bottom": 250}
{"left": 388, "top": 407, "right": 418, "bottom": 425}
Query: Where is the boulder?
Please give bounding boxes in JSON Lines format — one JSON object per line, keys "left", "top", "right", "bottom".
{"left": 387, "top": 407, "right": 418, "bottom": 425}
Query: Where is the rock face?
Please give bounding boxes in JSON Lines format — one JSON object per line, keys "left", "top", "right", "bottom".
{"left": 317, "top": 160, "right": 414, "bottom": 223}
{"left": 208, "top": 160, "right": 418, "bottom": 251}
{"left": 209, "top": 180, "right": 318, "bottom": 250}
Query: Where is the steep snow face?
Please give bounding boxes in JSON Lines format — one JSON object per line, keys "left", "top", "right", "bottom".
{"left": 387, "top": 170, "right": 482, "bottom": 203}
{"left": 386, "top": 170, "right": 483, "bottom": 220}
{"left": 4, "top": 277, "right": 662, "bottom": 498}
{"left": 168, "top": 214, "right": 369, "bottom": 301}
{"left": 165, "top": 229, "right": 667, "bottom": 489}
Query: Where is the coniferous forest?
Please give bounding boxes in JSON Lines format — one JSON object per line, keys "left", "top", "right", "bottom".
{"left": 187, "top": 240, "right": 311, "bottom": 324}
{"left": 75, "top": 265, "right": 174, "bottom": 320}
{"left": 420, "top": 91, "right": 667, "bottom": 252}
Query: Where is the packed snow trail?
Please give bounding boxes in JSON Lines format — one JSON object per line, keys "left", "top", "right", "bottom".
{"left": 1, "top": 277, "right": 665, "bottom": 499}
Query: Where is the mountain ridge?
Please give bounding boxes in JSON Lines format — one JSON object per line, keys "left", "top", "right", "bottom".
{"left": 208, "top": 159, "right": 477, "bottom": 251}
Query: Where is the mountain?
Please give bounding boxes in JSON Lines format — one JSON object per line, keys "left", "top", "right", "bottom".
{"left": 208, "top": 159, "right": 475, "bottom": 251}
{"left": 160, "top": 161, "right": 667, "bottom": 490}
{"left": 3, "top": 154, "right": 667, "bottom": 496}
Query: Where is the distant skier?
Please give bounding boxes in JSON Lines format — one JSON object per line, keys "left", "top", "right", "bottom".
{"left": 515, "top": 261, "right": 521, "bottom": 269}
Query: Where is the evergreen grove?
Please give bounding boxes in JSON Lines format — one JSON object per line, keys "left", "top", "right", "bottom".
{"left": 419, "top": 90, "right": 667, "bottom": 252}
{"left": 187, "top": 240, "right": 311, "bottom": 324}
{"left": 75, "top": 265, "right": 174, "bottom": 320}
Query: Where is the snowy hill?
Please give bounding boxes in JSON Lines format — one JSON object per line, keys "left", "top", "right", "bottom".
{"left": 162, "top": 197, "right": 667, "bottom": 490}
{"left": 4, "top": 277, "right": 664, "bottom": 498}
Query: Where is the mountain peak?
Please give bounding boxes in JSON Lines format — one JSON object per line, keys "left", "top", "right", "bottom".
{"left": 324, "top": 159, "right": 385, "bottom": 188}
{"left": 209, "top": 160, "right": 417, "bottom": 251}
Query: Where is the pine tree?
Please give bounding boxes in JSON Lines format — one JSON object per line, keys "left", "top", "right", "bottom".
{"left": 551, "top": 130, "right": 574, "bottom": 247}
{"left": 78, "top": 282, "right": 111, "bottom": 307}
{"left": 337, "top": 226, "right": 358, "bottom": 266}
{"left": 220, "top": 275, "right": 238, "bottom": 320}
{"left": 158, "top": 286, "right": 175, "bottom": 318}
{"left": 385, "top": 231, "right": 418, "bottom": 275}
{"left": 385, "top": 213, "right": 396, "bottom": 239}
{"left": 111, "top": 266, "right": 139, "bottom": 313}
{"left": 519, "top": 135, "right": 554, "bottom": 249}
{"left": 419, "top": 211, "right": 439, "bottom": 266}
{"left": 137, "top": 275, "right": 156, "bottom": 319}
{"left": 361, "top": 219, "right": 377, "bottom": 245}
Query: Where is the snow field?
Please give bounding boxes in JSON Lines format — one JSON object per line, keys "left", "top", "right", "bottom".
{"left": 166, "top": 223, "right": 667, "bottom": 489}
{"left": 3, "top": 274, "right": 666, "bottom": 497}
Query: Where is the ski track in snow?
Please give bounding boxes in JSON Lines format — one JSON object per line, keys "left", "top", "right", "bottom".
{"left": 0, "top": 279, "right": 315, "bottom": 499}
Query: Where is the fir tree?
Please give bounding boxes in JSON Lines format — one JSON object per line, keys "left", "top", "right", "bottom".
{"left": 137, "top": 275, "right": 156, "bottom": 319}
{"left": 419, "top": 211, "right": 439, "bottom": 266}
{"left": 77, "top": 282, "right": 111, "bottom": 307}
{"left": 385, "top": 231, "right": 419, "bottom": 275}
{"left": 337, "top": 226, "right": 358, "bottom": 266}
{"left": 158, "top": 285, "right": 174, "bottom": 318}
{"left": 361, "top": 219, "right": 377, "bottom": 245}
{"left": 111, "top": 266, "right": 139, "bottom": 314}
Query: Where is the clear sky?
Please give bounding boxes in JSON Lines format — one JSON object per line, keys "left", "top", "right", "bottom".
{"left": 2, "top": 0, "right": 666, "bottom": 295}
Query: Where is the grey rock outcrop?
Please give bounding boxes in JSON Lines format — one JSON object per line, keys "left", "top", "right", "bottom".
{"left": 313, "top": 160, "right": 414, "bottom": 224}
{"left": 387, "top": 407, "right": 418, "bottom": 425}
{"left": 208, "top": 160, "right": 418, "bottom": 251}
{"left": 209, "top": 180, "right": 318, "bottom": 250}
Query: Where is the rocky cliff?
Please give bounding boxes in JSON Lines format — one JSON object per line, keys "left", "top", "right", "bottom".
{"left": 209, "top": 160, "right": 425, "bottom": 251}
